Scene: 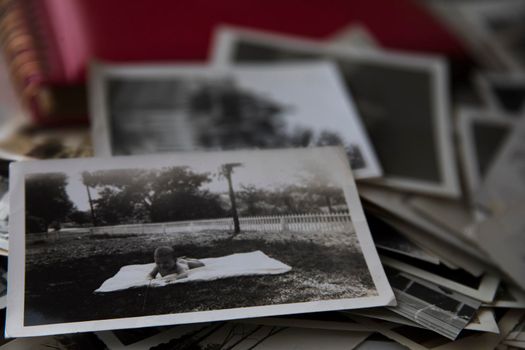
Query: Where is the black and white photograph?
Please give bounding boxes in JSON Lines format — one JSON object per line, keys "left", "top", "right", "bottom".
{"left": 211, "top": 26, "right": 460, "bottom": 198}
{"left": 457, "top": 108, "right": 514, "bottom": 201}
{"left": 475, "top": 74, "right": 525, "bottom": 115}
{"left": 90, "top": 61, "right": 381, "bottom": 179}
{"left": 385, "top": 267, "right": 481, "bottom": 340}
{"left": 380, "top": 255, "right": 500, "bottom": 303}
{"left": 7, "top": 147, "right": 393, "bottom": 336}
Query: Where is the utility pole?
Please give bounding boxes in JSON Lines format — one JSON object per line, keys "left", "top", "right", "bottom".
{"left": 220, "top": 163, "right": 242, "bottom": 234}
{"left": 82, "top": 171, "right": 97, "bottom": 227}
{"left": 85, "top": 184, "right": 97, "bottom": 226}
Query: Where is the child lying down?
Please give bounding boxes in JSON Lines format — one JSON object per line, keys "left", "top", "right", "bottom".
{"left": 149, "top": 246, "right": 205, "bottom": 280}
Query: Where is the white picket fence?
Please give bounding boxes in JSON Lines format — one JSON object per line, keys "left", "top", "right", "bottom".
{"left": 86, "top": 213, "right": 353, "bottom": 235}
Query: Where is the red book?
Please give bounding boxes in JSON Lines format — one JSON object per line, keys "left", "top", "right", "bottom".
{"left": 0, "top": 0, "right": 466, "bottom": 125}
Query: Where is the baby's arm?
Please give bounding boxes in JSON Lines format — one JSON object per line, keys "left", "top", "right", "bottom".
{"left": 148, "top": 266, "right": 159, "bottom": 279}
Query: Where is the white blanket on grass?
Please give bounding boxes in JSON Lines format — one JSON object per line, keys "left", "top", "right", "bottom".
{"left": 95, "top": 251, "right": 291, "bottom": 293}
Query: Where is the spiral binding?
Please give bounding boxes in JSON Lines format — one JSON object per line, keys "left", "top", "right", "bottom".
{"left": 0, "top": 0, "right": 45, "bottom": 103}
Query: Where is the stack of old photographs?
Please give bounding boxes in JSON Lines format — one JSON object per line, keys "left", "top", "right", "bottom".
{"left": 1, "top": 21, "right": 525, "bottom": 350}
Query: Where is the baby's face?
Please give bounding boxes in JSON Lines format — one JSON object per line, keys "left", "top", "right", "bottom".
{"left": 155, "top": 256, "right": 176, "bottom": 274}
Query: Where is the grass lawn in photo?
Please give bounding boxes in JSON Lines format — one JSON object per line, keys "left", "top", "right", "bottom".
{"left": 25, "top": 225, "right": 375, "bottom": 325}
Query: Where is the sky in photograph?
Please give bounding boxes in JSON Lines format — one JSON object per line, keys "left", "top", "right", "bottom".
{"left": 64, "top": 149, "right": 345, "bottom": 211}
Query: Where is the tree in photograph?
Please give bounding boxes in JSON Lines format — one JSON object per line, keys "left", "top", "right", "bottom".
{"left": 315, "top": 130, "right": 343, "bottom": 146}
{"left": 298, "top": 164, "right": 347, "bottom": 213}
{"left": 236, "top": 184, "right": 269, "bottom": 216}
{"left": 68, "top": 210, "right": 92, "bottom": 226}
{"left": 25, "top": 172, "right": 75, "bottom": 233}
{"left": 315, "top": 130, "right": 365, "bottom": 169}
{"left": 149, "top": 166, "right": 226, "bottom": 222}
{"left": 190, "top": 81, "right": 290, "bottom": 149}
{"left": 259, "top": 185, "right": 298, "bottom": 215}
{"left": 92, "top": 187, "right": 149, "bottom": 225}
{"left": 288, "top": 126, "right": 314, "bottom": 147}
{"left": 81, "top": 169, "right": 153, "bottom": 225}
{"left": 218, "top": 162, "right": 243, "bottom": 234}
{"left": 82, "top": 167, "right": 226, "bottom": 224}
{"left": 308, "top": 184, "right": 346, "bottom": 213}
{"left": 264, "top": 184, "right": 323, "bottom": 214}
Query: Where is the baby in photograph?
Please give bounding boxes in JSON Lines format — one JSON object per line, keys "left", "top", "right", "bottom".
{"left": 148, "top": 246, "right": 205, "bottom": 280}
